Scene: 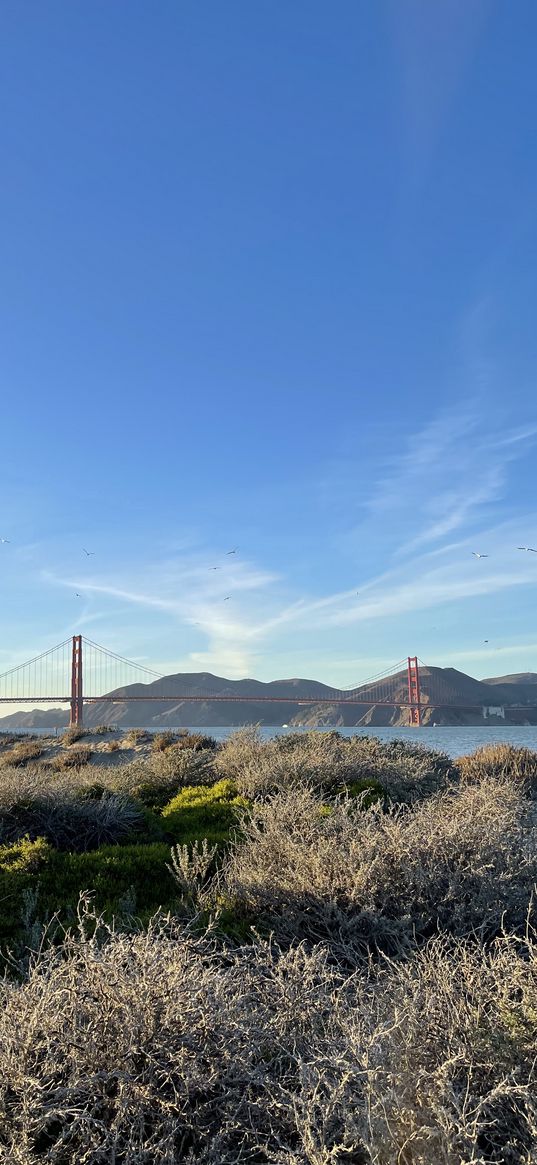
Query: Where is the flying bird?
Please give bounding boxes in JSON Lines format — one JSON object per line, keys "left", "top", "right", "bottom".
{"left": 75, "top": 593, "right": 82, "bottom": 598}
{"left": 226, "top": 547, "right": 238, "bottom": 555}
{"left": 472, "top": 552, "right": 489, "bottom": 558}
{"left": 517, "top": 546, "right": 537, "bottom": 553}
{"left": 223, "top": 596, "right": 231, "bottom": 601}
{"left": 0, "top": 539, "right": 10, "bottom": 544}
{"left": 82, "top": 548, "right": 94, "bottom": 556}
{"left": 209, "top": 566, "right": 221, "bottom": 570}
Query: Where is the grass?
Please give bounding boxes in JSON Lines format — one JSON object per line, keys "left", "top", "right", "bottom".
{"left": 0, "top": 732, "right": 536, "bottom": 1160}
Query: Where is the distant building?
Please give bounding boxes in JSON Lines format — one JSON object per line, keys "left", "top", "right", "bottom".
{"left": 482, "top": 705, "right": 505, "bottom": 720}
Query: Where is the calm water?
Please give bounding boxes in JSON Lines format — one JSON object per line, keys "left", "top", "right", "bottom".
{"left": 172, "top": 724, "right": 537, "bottom": 759}
{"left": 18, "top": 723, "right": 537, "bottom": 759}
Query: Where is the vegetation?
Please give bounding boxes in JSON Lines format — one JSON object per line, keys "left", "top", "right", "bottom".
{"left": 0, "top": 729, "right": 537, "bottom": 1161}
{"left": 458, "top": 741, "right": 537, "bottom": 795}
{"left": 51, "top": 744, "right": 93, "bottom": 770}
{"left": 0, "top": 739, "right": 44, "bottom": 767}
{"left": 216, "top": 726, "right": 456, "bottom": 801}
{"left": 161, "top": 779, "right": 249, "bottom": 845}
{"left": 1, "top": 914, "right": 537, "bottom": 1163}
{"left": 62, "top": 725, "right": 86, "bottom": 745}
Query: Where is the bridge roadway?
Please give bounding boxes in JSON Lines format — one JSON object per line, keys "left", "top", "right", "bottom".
{"left": 1, "top": 694, "right": 536, "bottom": 711}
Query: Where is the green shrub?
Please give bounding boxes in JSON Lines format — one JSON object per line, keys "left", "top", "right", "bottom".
{"left": 161, "top": 780, "right": 249, "bottom": 846}
{"left": 345, "top": 777, "right": 386, "bottom": 808}
{"left": 39, "top": 843, "right": 178, "bottom": 922}
{"left": 0, "top": 836, "right": 53, "bottom": 945}
{"left": 0, "top": 835, "right": 52, "bottom": 874}
{"left": 0, "top": 841, "right": 178, "bottom": 950}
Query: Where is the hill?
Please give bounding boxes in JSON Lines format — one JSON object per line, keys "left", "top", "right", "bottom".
{"left": 1, "top": 663, "right": 537, "bottom": 728}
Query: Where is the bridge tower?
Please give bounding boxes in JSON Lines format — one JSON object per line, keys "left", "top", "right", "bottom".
{"left": 70, "top": 634, "right": 83, "bottom": 727}
{"left": 407, "top": 656, "right": 422, "bottom": 726}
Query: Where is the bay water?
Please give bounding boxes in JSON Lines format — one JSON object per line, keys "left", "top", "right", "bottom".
{"left": 173, "top": 724, "right": 537, "bottom": 759}
{"left": 20, "top": 723, "right": 537, "bottom": 759}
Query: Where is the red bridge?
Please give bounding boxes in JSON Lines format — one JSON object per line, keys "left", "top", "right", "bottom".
{"left": 0, "top": 634, "right": 523, "bottom": 728}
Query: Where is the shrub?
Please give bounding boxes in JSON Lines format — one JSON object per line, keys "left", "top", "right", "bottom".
{"left": 168, "top": 838, "right": 219, "bottom": 912}
{"left": 0, "top": 732, "right": 29, "bottom": 747}
{"left": 125, "top": 728, "right": 148, "bottom": 746}
{"left": 151, "top": 731, "right": 177, "bottom": 752}
{"left": 161, "top": 779, "right": 249, "bottom": 846}
{"left": 0, "top": 836, "right": 53, "bottom": 945}
{"left": 62, "top": 725, "right": 86, "bottom": 745}
{"left": 150, "top": 744, "right": 215, "bottom": 787}
{"left": 1, "top": 918, "right": 537, "bottom": 1163}
{"left": 0, "top": 740, "right": 44, "bottom": 768}
{"left": 216, "top": 727, "right": 455, "bottom": 802}
{"left": 92, "top": 724, "right": 114, "bottom": 735}
{"left": 458, "top": 743, "right": 537, "bottom": 796}
{"left": 52, "top": 746, "right": 93, "bottom": 770}
{"left": 0, "top": 835, "right": 52, "bottom": 874}
{"left": 175, "top": 730, "right": 218, "bottom": 752}
{"left": 222, "top": 777, "right": 537, "bottom": 962}
{"left": 38, "top": 843, "right": 178, "bottom": 922}
{"left": 0, "top": 842, "right": 178, "bottom": 951}
{"left": 346, "top": 777, "right": 385, "bottom": 807}
{"left": 42, "top": 758, "right": 193, "bottom": 812}
{"left": 104, "top": 739, "right": 121, "bottom": 752}
{"left": 0, "top": 768, "right": 148, "bottom": 851}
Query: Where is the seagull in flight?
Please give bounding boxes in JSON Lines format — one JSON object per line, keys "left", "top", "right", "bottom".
{"left": 209, "top": 566, "right": 221, "bottom": 570}
{"left": 472, "top": 552, "right": 489, "bottom": 558}
{"left": 517, "top": 546, "right": 537, "bottom": 553}
{"left": 0, "top": 538, "right": 11, "bottom": 544}
{"left": 226, "top": 547, "right": 238, "bottom": 555}
{"left": 223, "top": 595, "right": 231, "bottom": 601}
{"left": 75, "top": 593, "right": 82, "bottom": 598}
{"left": 82, "top": 548, "right": 95, "bottom": 556}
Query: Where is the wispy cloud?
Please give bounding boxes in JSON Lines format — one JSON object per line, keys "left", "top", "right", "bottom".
{"left": 394, "top": 0, "right": 488, "bottom": 182}
{"left": 43, "top": 557, "right": 281, "bottom": 678}
{"left": 364, "top": 407, "right": 537, "bottom": 558}
{"left": 41, "top": 404, "right": 537, "bottom": 681}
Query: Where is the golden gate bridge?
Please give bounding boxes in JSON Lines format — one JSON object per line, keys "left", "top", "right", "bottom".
{"left": 0, "top": 635, "right": 527, "bottom": 729}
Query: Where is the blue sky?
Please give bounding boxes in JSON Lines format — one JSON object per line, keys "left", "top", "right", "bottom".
{"left": 2, "top": 0, "right": 537, "bottom": 688}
